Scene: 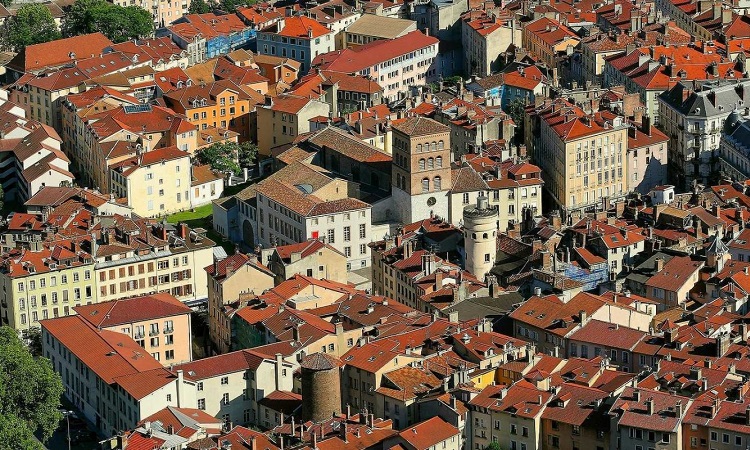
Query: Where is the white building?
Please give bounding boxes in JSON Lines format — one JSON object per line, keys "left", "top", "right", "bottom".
{"left": 658, "top": 80, "right": 750, "bottom": 189}
{"left": 175, "top": 351, "right": 294, "bottom": 426}
{"left": 255, "top": 162, "right": 373, "bottom": 270}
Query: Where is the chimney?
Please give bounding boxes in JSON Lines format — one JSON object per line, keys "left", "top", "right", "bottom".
{"left": 745, "top": 406, "right": 750, "bottom": 426}
{"left": 655, "top": 257, "right": 664, "bottom": 272}
{"left": 675, "top": 400, "right": 683, "bottom": 418}
{"left": 176, "top": 369, "right": 184, "bottom": 407}
{"left": 275, "top": 353, "right": 284, "bottom": 390}
{"left": 579, "top": 310, "right": 588, "bottom": 325}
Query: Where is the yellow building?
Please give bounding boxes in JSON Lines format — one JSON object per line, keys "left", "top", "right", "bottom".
{"left": 109, "top": 146, "right": 193, "bottom": 217}
{"left": 527, "top": 99, "right": 628, "bottom": 214}
{"left": 0, "top": 240, "right": 96, "bottom": 333}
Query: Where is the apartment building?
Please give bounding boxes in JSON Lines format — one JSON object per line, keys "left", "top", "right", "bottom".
{"left": 461, "top": 9, "right": 521, "bottom": 77}
{"left": 604, "top": 43, "right": 747, "bottom": 124}
{"left": 311, "top": 30, "right": 440, "bottom": 101}
{"left": 260, "top": 239, "right": 348, "bottom": 284}
{"left": 111, "top": 0, "right": 188, "bottom": 27}
{"left": 109, "top": 146, "right": 193, "bottom": 217}
{"left": 464, "top": 155, "right": 544, "bottom": 233}
{"left": 658, "top": 80, "right": 750, "bottom": 189}
{"left": 41, "top": 315, "right": 196, "bottom": 437}
{"left": 163, "top": 79, "right": 262, "bottom": 142}
{"left": 522, "top": 18, "right": 580, "bottom": 78}
{"left": 257, "top": 16, "right": 334, "bottom": 73}
{"left": 254, "top": 162, "right": 373, "bottom": 270}
{"left": 526, "top": 99, "right": 628, "bottom": 213}
{"left": 256, "top": 94, "right": 329, "bottom": 155}
{"left": 343, "top": 14, "right": 416, "bottom": 49}
{"left": 92, "top": 218, "right": 215, "bottom": 305}
{"left": 0, "top": 107, "right": 74, "bottom": 203}
{"left": 627, "top": 117, "right": 669, "bottom": 194}
{"left": 63, "top": 102, "right": 197, "bottom": 193}
{"left": 175, "top": 351, "right": 294, "bottom": 426}
{"left": 0, "top": 241, "right": 95, "bottom": 333}
{"left": 206, "top": 253, "right": 275, "bottom": 354}
{"left": 168, "top": 13, "right": 255, "bottom": 64}
{"left": 74, "top": 293, "right": 193, "bottom": 365}
{"left": 609, "top": 387, "right": 692, "bottom": 450}
{"left": 5, "top": 33, "right": 114, "bottom": 78}
{"left": 466, "top": 64, "right": 549, "bottom": 111}
{"left": 721, "top": 112, "right": 750, "bottom": 181}
{"left": 467, "top": 381, "right": 553, "bottom": 450}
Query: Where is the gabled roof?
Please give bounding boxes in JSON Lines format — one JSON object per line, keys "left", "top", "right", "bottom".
{"left": 8, "top": 33, "right": 113, "bottom": 73}
{"left": 74, "top": 293, "right": 191, "bottom": 328}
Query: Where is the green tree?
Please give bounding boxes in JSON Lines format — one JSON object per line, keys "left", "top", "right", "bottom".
{"left": 63, "top": 0, "right": 154, "bottom": 43}
{"left": 196, "top": 142, "right": 241, "bottom": 175}
{"left": 238, "top": 141, "right": 258, "bottom": 168}
{"left": 0, "top": 0, "right": 11, "bottom": 8}
{"left": 23, "top": 327, "right": 43, "bottom": 358}
{"left": 506, "top": 98, "right": 527, "bottom": 144}
{"left": 0, "top": 415, "right": 41, "bottom": 450}
{"left": 484, "top": 443, "right": 502, "bottom": 450}
{"left": 0, "top": 327, "right": 63, "bottom": 445}
{"left": 218, "top": 0, "right": 248, "bottom": 12}
{"left": 188, "top": 0, "right": 212, "bottom": 14}
{"left": 4, "top": 5, "right": 61, "bottom": 51}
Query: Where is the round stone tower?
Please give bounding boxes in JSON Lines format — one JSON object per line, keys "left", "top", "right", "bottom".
{"left": 300, "top": 352, "right": 342, "bottom": 423}
{"left": 463, "top": 194, "right": 499, "bottom": 281}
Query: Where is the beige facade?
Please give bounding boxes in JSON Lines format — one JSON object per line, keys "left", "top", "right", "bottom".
{"left": 256, "top": 96, "right": 330, "bottom": 155}
{"left": 529, "top": 100, "right": 628, "bottom": 213}
{"left": 109, "top": 147, "right": 194, "bottom": 217}
{"left": 207, "top": 253, "right": 275, "bottom": 354}
{"left": 260, "top": 240, "right": 348, "bottom": 285}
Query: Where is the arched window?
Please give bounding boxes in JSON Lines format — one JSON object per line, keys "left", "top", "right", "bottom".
{"left": 434, "top": 176, "right": 441, "bottom": 191}
{"left": 436, "top": 156, "right": 443, "bottom": 168}
{"left": 483, "top": 233, "right": 488, "bottom": 239}
{"left": 422, "top": 178, "right": 429, "bottom": 193}
{"left": 427, "top": 157, "right": 434, "bottom": 169}
{"left": 431, "top": 142, "right": 437, "bottom": 151}
{"left": 438, "top": 140, "right": 444, "bottom": 150}
{"left": 419, "top": 158, "right": 426, "bottom": 170}
{"left": 416, "top": 144, "right": 422, "bottom": 152}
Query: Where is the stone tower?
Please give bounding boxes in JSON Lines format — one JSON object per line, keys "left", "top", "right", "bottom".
{"left": 391, "top": 116, "right": 451, "bottom": 223}
{"left": 463, "top": 194, "right": 499, "bottom": 281}
{"left": 300, "top": 352, "right": 342, "bottom": 423}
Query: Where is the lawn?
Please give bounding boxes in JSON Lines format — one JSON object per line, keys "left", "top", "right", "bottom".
{"left": 166, "top": 203, "right": 236, "bottom": 254}
{"left": 166, "top": 203, "right": 213, "bottom": 224}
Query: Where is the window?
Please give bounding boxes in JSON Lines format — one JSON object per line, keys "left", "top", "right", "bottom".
{"left": 327, "top": 229, "right": 335, "bottom": 244}
{"left": 223, "top": 393, "right": 230, "bottom": 405}
{"left": 198, "top": 399, "right": 205, "bottom": 410}
{"left": 463, "top": 193, "right": 470, "bottom": 204}
{"left": 359, "top": 224, "right": 366, "bottom": 239}
{"left": 165, "top": 350, "right": 174, "bottom": 360}
{"left": 197, "top": 382, "right": 203, "bottom": 391}
{"left": 434, "top": 176, "right": 441, "bottom": 191}
{"left": 221, "top": 376, "right": 229, "bottom": 385}
{"left": 344, "top": 226, "right": 351, "bottom": 242}
{"left": 422, "top": 178, "right": 429, "bottom": 193}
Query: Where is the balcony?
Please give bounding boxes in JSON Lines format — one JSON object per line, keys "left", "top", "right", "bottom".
{"left": 149, "top": 330, "right": 160, "bottom": 336}
{"left": 134, "top": 333, "right": 145, "bottom": 339}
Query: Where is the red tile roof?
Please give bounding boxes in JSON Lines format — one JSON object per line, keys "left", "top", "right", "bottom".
{"left": 74, "top": 293, "right": 191, "bottom": 328}
{"left": 175, "top": 350, "right": 268, "bottom": 380}
{"left": 397, "top": 417, "right": 459, "bottom": 450}
{"left": 312, "top": 30, "right": 438, "bottom": 73}
{"left": 8, "top": 33, "right": 114, "bottom": 73}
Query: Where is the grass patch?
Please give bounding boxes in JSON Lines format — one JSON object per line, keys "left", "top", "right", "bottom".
{"left": 166, "top": 204, "right": 213, "bottom": 224}
{"left": 167, "top": 203, "right": 236, "bottom": 254}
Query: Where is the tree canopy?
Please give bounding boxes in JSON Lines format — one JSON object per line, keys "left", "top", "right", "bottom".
{"left": 4, "top": 5, "right": 61, "bottom": 52}
{"left": 0, "top": 327, "right": 64, "bottom": 446}
{"left": 188, "top": 0, "right": 213, "bottom": 14}
{"left": 506, "top": 98, "right": 527, "bottom": 145}
{"left": 62, "top": 0, "right": 154, "bottom": 43}
{"left": 196, "top": 141, "right": 258, "bottom": 175}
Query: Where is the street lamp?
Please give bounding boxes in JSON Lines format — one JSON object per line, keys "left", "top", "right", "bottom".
{"left": 62, "top": 411, "right": 73, "bottom": 450}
